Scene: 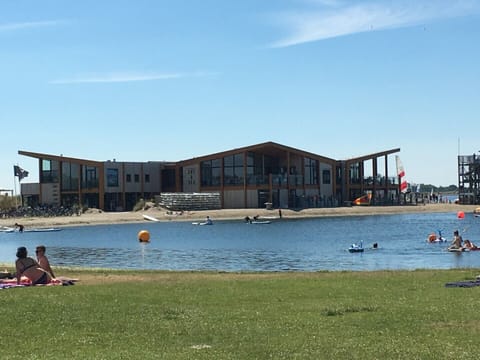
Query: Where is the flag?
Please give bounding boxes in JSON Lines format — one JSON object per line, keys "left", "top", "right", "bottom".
{"left": 395, "top": 156, "right": 408, "bottom": 193}
{"left": 14, "top": 165, "right": 29, "bottom": 181}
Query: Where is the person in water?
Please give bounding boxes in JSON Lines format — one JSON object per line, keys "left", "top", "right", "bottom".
{"left": 449, "top": 230, "right": 463, "bottom": 250}
{"left": 15, "top": 247, "right": 52, "bottom": 285}
{"left": 205, "top": 216, "right": 213, "bottom": 225}
{"left": 35, "top": 245, "right": 55, "bottom": 278}
{"left": 463, "top": 239, "right": 478, "bottom": 250}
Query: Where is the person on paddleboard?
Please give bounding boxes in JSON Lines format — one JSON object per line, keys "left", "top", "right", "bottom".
{"left": 449, "top": 230, "right": 463, "bottom": 250}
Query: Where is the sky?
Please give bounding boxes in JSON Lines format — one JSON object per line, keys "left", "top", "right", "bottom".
{"left": 1, "top": 0, "right": 480, "bottom": 193}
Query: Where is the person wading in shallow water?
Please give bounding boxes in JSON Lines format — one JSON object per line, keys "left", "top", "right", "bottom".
{"left": 14, "top": 223, "right": 24, "bottom": 232}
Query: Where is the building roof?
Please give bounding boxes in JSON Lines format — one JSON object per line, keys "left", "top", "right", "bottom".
{"left": 341, "top": 148, "right": 401, "bottom": 164}
{"left": 19, "top": 143, "right": 401, "bottom": 168}
{"left": 177, "top": 141, "right": 338, "bottom": 166}
{"left": 18, "top": 150, "right": 103, "bottom": 167}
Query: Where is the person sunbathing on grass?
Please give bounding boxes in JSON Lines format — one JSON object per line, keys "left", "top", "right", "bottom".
{"left": 36, "top": 245, "right": 55, "bottom": 278}
{"left": 15, "top": 247, "right": 52, "bottom": 285}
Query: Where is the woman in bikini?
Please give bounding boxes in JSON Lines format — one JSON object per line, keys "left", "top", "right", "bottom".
{"left": 35, "top": 245, "right": 55, "bottom": 278}
{"left": 15, "top": 247, "right": 52, "bottom": 285}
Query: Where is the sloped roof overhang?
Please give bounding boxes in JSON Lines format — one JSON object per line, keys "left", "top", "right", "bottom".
{"left": 176, "top": 141, "right": 337, "bottom": 166}
{"left": 18, "top": 150, "right": 103, "bottom": 167}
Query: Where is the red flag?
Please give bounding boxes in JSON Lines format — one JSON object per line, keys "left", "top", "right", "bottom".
{"left": 395, "top": 156, "right": 408, "bottom": 193}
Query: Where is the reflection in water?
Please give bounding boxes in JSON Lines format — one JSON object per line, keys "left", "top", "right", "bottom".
{"left": 1, "top": 212, "right": 480, "bottom": 272}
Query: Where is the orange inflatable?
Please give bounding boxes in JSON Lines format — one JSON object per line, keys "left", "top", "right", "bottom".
{"left": 138, "top": 230, "right": 150, "bottom": 242}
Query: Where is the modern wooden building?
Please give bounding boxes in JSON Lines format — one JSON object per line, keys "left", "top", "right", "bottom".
{"left": 18, "top": 142, "right": 402, "bottom": 211}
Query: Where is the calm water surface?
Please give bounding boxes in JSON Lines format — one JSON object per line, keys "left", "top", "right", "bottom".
{"left": 1, "top": 212, "right": 480, "bottom": 272}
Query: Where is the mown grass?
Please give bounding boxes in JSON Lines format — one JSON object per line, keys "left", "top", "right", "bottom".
{"left": 1, "top": 268, "right": 480, "bottom": 359}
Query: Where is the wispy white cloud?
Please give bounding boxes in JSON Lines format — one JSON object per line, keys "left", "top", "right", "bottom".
{"left": 50, "top": 71, "right": 218, "bottom": 84}
{"left": 0, "top": 20, "right": 67, "bottom": 32}
{"left": 270, "top": 0, "right": 480, "bottom": 48}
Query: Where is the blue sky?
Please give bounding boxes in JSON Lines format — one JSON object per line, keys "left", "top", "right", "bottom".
{"left": 1, "top": 0, "right": 479, "bottom": 193}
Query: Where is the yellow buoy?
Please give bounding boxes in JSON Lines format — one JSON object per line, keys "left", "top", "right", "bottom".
{"left": 138, "top": 230, "right": 150, "bottom": 242}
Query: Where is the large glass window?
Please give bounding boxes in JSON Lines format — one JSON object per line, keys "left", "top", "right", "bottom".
{"left": 246, "top": 152, "right": 266, "bottom": 185}
{"left": 82, "top": 166, "right": 98, "bottom": 189}
{"left": 201, "top": 159, "right": 221, "bottom": 187}
{"left": 304, "top": 157, "right": 318, "bottom": 185}
{"left": 323, "top": 169, "right": 331, "bottom": 184}
{"left": 223, "top": 154, "right": 244, "bottom": 186}
{"left": 106, "top": 168, "right": 119, "bottom": 187}
{"left": 349, "top": 163, "right": 361, "bottom": 184}
{"left": 41, "top": 159, "right": 59, "bottom": 183}
{"left": 62, "top": 162, "right": 80, "bottom": 190}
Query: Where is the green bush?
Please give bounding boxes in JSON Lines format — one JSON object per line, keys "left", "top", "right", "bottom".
{"left": 0, "top": 194, "right": 20, "bottom": 210}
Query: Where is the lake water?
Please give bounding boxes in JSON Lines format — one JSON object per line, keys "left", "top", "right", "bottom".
{"left": 1, "top": 211, "right": 480, "bottom": 272}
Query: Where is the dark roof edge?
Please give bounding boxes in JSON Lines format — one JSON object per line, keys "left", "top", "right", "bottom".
{"left": 341, "top": 148, "right": 401, "bottom": 163}
{"left": 18, "top": 150, "right": 103, "bottom": 166}
{"left": 177, "top": 141, "right": 338, "bottom": 165}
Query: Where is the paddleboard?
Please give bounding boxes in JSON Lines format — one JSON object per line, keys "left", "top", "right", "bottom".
{"left": 25, "top": 228, "right": 61, "bottom": 232}
{"left": 448, "top": 247, "right": 466, "bottom": 252}
{"left": 0, "top": 227, "right": 61, "bottom": 233}
{"left": 143, "top": 214, "right": 160, "bottom": 222}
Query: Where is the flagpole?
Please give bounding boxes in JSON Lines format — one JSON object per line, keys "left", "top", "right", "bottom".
{"left": 13, "top": 167, "right": 18, "bottom": 208}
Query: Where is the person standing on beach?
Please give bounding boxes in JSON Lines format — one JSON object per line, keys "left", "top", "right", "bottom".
{"left": 36, "top": 245, "right": 55, "bottom": 278}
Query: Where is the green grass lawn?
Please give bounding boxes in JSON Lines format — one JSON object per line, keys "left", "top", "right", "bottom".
{"left": 1, "top": 269, "right": 480, "bottom": 359}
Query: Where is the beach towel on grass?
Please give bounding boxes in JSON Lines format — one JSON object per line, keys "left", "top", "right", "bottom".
{"left": 445, "top": 280, "right": 480, "bottom": 288}
{"left": 0, "top": 276, "right": 76, "bottom": 289}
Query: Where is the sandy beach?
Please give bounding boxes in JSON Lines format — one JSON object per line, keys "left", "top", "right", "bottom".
{"left": 0, "top": 203, "right": 476, "bottom": 229}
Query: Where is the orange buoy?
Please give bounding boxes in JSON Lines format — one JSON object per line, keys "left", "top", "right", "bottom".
{"left": 138, "top": 230, "right": 150, "bottom": 242}
{"left": 457, "top": 211, "right": 465, "bottom": 219}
